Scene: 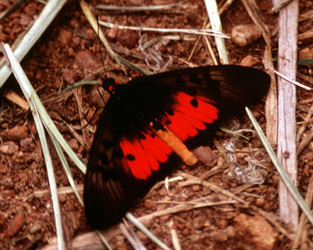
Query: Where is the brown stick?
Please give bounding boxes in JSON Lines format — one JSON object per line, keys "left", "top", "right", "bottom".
{"left": 273, "top": 0, "right": 299, "bottom": 230}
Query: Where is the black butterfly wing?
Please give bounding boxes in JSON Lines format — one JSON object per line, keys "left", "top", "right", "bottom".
{"left": 84, "top": 65, "right": 270, "bottom": 229}
{"left": 133, "top": 64, "right": 270, "bottom": 109}
{"left": 84, "top": 79, "right": 180, "bottom": 228}
{"left": 83, "top": 107, "right": 133, "bottom": 228}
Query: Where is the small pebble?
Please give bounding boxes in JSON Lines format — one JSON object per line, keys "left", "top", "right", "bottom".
{"left": 6, "top": 213, "right": 25, "bottom": 237}
{"left": 107, "top": 26, "right": 118, "bottom": 40}
{"left": 116, "top": 30, "right": 139, "bottom": 48}
{"left": 299, "top": 47, "right": 313, "bottom": 61}
{"left": 182, "top": 228, "right": 189, "bottom": 235}
{"left": 193, "top": 217, "right": 204, "bottom": 229}
{"left": 20, "top": 137, "right": 32, "bottom": 147}
{"left": 68, "top": 138, "right": 79, "bottom": 151}
{"left": 74, "top": 50, "right": 100, "bottom": 71}
{"left": 192, "top": 185, "right": 201, "bottom": 192}
{"left": 256, "top": 197, "right": 265, "bottom": 207}
{"left": 0, "top": 141, "right": 19, "bottom": 155}
{"left": 58, "top": 28, "right": 72, "bottom": 46}
{"left": 20, "top": 14, "right": 32, "bottom": 26}
{"left": 240, "top": 55, "right": 259, "bottom": 67}
{"left": 7, "top": 125, "right": 28, "bottom": 140}
{"left": 232, "top": 24, "right": 262, "bottom": 47}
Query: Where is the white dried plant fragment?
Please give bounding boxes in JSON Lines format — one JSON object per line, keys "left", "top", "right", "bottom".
{"left": 231, "top": 24, "right": 262, "bottom": 47}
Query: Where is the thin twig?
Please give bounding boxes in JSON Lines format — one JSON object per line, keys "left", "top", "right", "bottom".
{"left": 99, "top": 21, "right": 230, "bottom": 38}
{"left": 126, "top": 213, "right": 170, "bottom": 250}
{"left": 168, "top": 220, "right": 181, "bottom": 250}
{"left": 272, "top": 68, "right": 311, "bottom": 90}
{"left": 96, "top": 2, "right": 188, "bottom": 13}
{"left": 297, "top": 127, "right": 313, "bottom": 156}
{"left": 204, "top": 0, "right": 229, "bottom": 64}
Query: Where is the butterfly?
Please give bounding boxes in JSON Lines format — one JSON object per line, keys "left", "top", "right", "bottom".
{"left": 83, "top": 65, "right": 270, "bottom": 229}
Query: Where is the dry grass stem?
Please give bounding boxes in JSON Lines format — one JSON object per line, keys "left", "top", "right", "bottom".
{"left": 65, "top": 123, "right": 85, "bottom": 148}
{"left": 139, "top": 200, "right": 237, "bottom": 224}
{"left": 204, "top": 0, "right": 229, "bottom": 64}
{"left": 188, "top": 0, "right": 234, "bottom": 63}
{"left": 297, "top": 105, "right": 313, "bottom": 142}
{"left": 73, "top": 88, "right": 91, "bottom": 149}
{"left": 203, "top": 36, "right": 218, "bottom": 65}
{"left": 119, "top": 224, "right": 145, "bottom": 250}
{"left": 297, "top": 127, "right": 313, "bottom": 156}
{"left": 299, "top": 30, "right": 313, "bottom": 42}
{"left": 168, "top": 220, "right": 182, "bottom": 250}
{"left": 272, "top": 68, "right": 311, "bottom": 90}
{"left": 299, "top": 10, "right": 313, "bottom": 22}
{"left": 99, "top": 20, "right": 229, "bottom": 38}
{"left": 96, "top": 2, "right": 188, "bottom": 13}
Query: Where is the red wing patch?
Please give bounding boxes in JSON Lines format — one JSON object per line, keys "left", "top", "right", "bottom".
{"left": 120, "top": 133, "right": 172, "bottom": 180}
{"left": 166, "top": 110, "right": 199, "bottom": 141}
{"left": 119, "top": 92, "right": 218, "bottom": 180}
{"left": 165, "top": 92, "right": 219, "bottom": 141}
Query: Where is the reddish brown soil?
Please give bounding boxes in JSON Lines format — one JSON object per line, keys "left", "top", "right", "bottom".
{"left": 1, "top": 0, "right": 313, "bottom": 249}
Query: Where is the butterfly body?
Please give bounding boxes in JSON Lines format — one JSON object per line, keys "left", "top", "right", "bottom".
{"left": 84, "top": 65, "right": 270, "bottom": 229}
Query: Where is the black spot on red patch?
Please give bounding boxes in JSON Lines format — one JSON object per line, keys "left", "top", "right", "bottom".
{"left": 126, "top": 154, "right": 135, "bottom": 161}
{"left": 190, "top": 98, "right": 198, "bottom": 108}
